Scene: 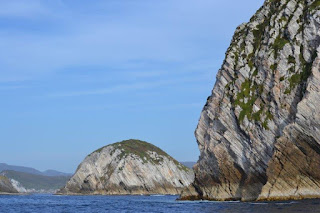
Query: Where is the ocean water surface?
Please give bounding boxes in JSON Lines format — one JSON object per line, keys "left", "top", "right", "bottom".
{"left": 0, "top": 194, "right": 319, "bottom": 213}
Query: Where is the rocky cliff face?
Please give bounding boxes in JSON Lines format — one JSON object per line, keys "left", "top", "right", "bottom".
{"left": 58, "top": 140, "right": 194, "bottom": 195}
{"left": 181, "top": 0, "right": 320, "bottom": 201}
{"left": 0, "top": 175, "right": 18, "bottom": 194}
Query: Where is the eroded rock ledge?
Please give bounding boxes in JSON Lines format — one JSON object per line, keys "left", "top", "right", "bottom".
{"left": 181, "top": 0, "right": 320, "bottom": 201}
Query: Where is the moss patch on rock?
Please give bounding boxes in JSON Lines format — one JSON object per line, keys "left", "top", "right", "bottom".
{"left": 273, "top": 36, "right": 289, "bottom": 58}
{"left": 93, "top": 139, "right": 189, "bottom": 171}
{"left": 310, "top": 0, "right": 320, "bottom": 11}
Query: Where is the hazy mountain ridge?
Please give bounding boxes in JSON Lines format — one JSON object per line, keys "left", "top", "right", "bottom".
{"left": 1, "top": 170, "right": 70, "bottom": 193}
{"left": 0, "top": 163, "right": 72, "bottom": 177}
{"left": 180, "top": 162, "right": 196, "bottom": 169}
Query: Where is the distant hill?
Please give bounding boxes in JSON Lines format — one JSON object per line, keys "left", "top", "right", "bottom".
{"left": 0, "top": 163, "right": 43, "bottom": 176}
{"left": 1, "top": 170, "right": 71, "bottom": 192}
{"left": 42, "top": 170, "right": 72, "bottom": 177}
{"left": 180, "top": 162, "right": 196, "bottom": 169}
{"left": 0, "top": 163, "right": 71, "bottom": 177}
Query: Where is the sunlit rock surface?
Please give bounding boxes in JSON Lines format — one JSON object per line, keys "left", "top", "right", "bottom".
{"left": 58, "top": 140, "right": 194, "bottom": 195}
{"left": 181, "top": 0, "right": 320, "bottom": 201}
{"left": 0, "top": 176, "right": 18, "bottom": 194}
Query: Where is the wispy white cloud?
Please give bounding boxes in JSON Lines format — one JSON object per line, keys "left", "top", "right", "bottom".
{"left": 65, "top": 101, "right": 203, "bottom": 112}
{"left": 49, "top": 82, "right": 157, "bottom": 97}
{"left": 0, "top": 85, "right": 26, "bottom": 90}
{"left": 0, "top": 0, "right": 237, "bottom": 83}
{"left": 150, "top": 102, "right": 203, "bottom": 111}
{"left": 47, "top": 74, "right": 209, "bottom": 98}
{"left": 0, "top": 1, "right": 49, "bottom": 18}
{"left": 124, "top": 71, "right": 166, "bottom": 78}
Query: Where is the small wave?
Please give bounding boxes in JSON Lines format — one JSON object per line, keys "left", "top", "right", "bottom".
{"left": 275, "top": 202, "right": 296, "bottom": 205}
{"left": 290, "top": 201, "right": 298, "bottom": 204}
{"left": 250, "top": 202, "right": 268, "bottom": 205}
{"left": 177, "top": 200, "right": 237, "bottom": 203}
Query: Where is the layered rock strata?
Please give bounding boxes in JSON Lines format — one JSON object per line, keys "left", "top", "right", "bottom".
{"left": 181, "top": 0, "right": 320, "bottom": 201}
{"left": 58, "top": 139, "right": 194, "bottom": 195}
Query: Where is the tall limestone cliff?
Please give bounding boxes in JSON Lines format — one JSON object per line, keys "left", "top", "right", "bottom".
{"left": 181, "top": 0, "right": 320, "bottom": 201}
{"left": 0, "top": 175, "right": 18, "bottom": 194}
{"left": 58, "top": 140, "right": 194, "bottom": 195}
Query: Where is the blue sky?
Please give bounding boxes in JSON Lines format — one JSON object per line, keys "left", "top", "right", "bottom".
{"left": 0, "top": 0, "right": 264, "bottom": 173}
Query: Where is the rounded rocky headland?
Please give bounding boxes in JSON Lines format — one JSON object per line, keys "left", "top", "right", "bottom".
{"left": 57, "top": 139, "right": 194, "bottom": 195}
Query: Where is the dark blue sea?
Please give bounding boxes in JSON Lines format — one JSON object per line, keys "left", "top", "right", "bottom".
{"left": 0, "top": 194, "right": 320, "bottom": 213}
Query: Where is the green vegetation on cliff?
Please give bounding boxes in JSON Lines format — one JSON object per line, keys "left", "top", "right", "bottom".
{"left": 223, "top": 0, "right": 318, "bottom": 130}
{"left": 93, "top": 139, "right": 189, "bottom": 171}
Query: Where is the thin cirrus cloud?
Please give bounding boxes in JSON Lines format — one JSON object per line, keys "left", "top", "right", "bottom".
{"left": 0, "top": 85, "right": 27, "bottom": 90}
{"left": 0, "top": 0, "right": 260, "bottom": 83}
{"left": 68, "top": 101, "right": 203, "bottom": 112}
{"left": 48, "top": 73, "right": 211, "bottom": 98}
{"left": 0, "top": 1, "right": 50, "bottom": 17}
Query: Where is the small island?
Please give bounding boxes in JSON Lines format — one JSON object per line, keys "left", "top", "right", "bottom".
{"left": 57, "top": 139, "right": 194, "bottom": 195}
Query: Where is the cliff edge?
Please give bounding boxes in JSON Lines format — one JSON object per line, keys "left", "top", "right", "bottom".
{"left": 181, "top": 0, "right": 320, "bottom": 201}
